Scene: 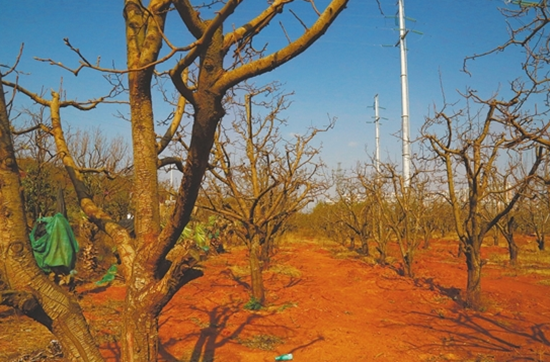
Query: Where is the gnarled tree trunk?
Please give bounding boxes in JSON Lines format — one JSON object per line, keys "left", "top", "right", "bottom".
{"left": 464, "top": 240, "right": 482, "bottom": 309}
{"left": 249, "top": 237, "right": 265, "bottom": 305}
{"left": 0, "top": 77, "right": 103, "bottom": 362}
{"left": 536, "top": 235, "right": 545, "bottom": 251}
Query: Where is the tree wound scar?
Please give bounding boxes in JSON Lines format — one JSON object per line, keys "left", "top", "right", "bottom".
{"left": 8, "top": 241, "right": 24, "bottom": 256}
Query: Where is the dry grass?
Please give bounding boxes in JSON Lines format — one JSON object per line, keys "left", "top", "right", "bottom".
{"left": 488, "top": 247, "right": 550, "bottom": 280}
{"left": 235, "top": 334, "right": 283, "bottom": 351}
{"left": 326, "top": 245, "right": 379, "bottom": 265}
{"left": 227, "top": 262, "right": 301, "bottom": 278}
{"left": 227, "top": 264, "right": 250, "bottom": 278}
{"left": 267, "top": 264, "right": 301, "bottom": 278}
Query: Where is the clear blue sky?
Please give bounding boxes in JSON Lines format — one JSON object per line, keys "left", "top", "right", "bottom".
{"left": 1, "top": 0, "right": 526, "bottom": 171}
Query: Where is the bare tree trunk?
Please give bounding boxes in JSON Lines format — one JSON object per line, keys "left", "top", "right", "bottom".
{"left": 537, "top": 235, "right": 545, "bottom": 251}
{"left": 507, "top": 237, "right": 519, "bottom": 265}
{"left": 375, "top": 222, "right": 387, "bottom": 265}
{"left": 464, "top": 242, "right": 482, "bottom": 309}
{"left": 249, "top": 239, "right": 265, "bottom": 304}
{"left": 402, "top": 252, "right": 413, "bottom": 278}
{"left": 492, "top": 226, "right": 499, "bottom": 246}
{"left": 260, "top": 236, "right": 274, "bottom": 265}
{"left": 376, "top": 246, "right": 387, "bottom": 265}
{"left": 122, "top": 295, "right": 159, "bottom": 362}
{"left": 360, "top": 236, "right": 369, "bottom": 255}
{"left": 349, "top": 236, "right": 355, "bottom": 250}
{"left": 504, "top": 217, "right": 518, "bottom": 265}
{"left": 422, "top": 229, "right": 431, "bottom": 249}
{"left": 0, "top": 77, "right": 104, "bottom": 361}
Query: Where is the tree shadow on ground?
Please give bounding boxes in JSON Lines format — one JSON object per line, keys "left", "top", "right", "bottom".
{"left": 405, "top": 309, "right": 549, "bottom": 359}
{"left": 100, "top": 341, "right": 122, "bottom": 361}
{"left": 399, "top": 277, "right": 550, "bottom": 359}
{"left": 160, "top": 297, "right": 299, "bottom": 362}
{"left": 287, "top": 335, "right": 325, "bottom": 354}
{"left": 415, "top": 277, "right": 464, "bottom": 306}
{"left": 219, "top": 269, "right": 251, "bottom": 290}
{"left": 77, "top": 284, "right": 109, "bottom": 296}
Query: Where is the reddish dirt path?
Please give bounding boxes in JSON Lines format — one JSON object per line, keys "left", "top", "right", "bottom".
{"left": 1, "top": 238, "right": 549, "bottom": 361}
{"left": 95, "top": 238, "right": 550, "bottom": 361}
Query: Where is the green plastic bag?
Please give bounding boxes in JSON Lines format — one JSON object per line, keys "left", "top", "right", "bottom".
{"left": 30, "top": 213, "right": 79, "bottom": 273}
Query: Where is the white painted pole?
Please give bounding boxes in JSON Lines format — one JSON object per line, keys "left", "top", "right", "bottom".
{"left": 398, "top": 0, "right": 411, "bottom": 187}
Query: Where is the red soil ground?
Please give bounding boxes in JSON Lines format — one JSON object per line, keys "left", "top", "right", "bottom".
{"left": 1, "top": 237, "right": 549, "bottom": 361}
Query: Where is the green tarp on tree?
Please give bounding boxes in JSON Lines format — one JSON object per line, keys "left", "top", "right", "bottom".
{"left": 30, "top": 213, "right": 79, "bottom": 273}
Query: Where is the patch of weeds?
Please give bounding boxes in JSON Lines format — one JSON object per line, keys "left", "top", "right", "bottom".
{"left": 268, "top": 264, "right": 301, "bottom": 278}
{"left": 228, "top": 264, "right": 250, "bottom": 278}
{"left": 207, "top": 257, "right": 229, "bottom": 267}
{"left": 431, "top": 295, "right": 450, "bottom": 304}
{"left": 467, "top": 354, "right": 495, "bottom": 362}
{"left": 244, "top": 297, "right": 263, "bottom": 311}
{"left": 332, "top": 249, "right": 361, "bottom": 259}
{"left": 277, "top": 232, "right": 305, "bottom": 246}
{"left": 501, "top": 271, "right": 519, "bottom": 277}
{"left": 179, "top": 350, "right": 200, "bottom": 362}
{"left": 431, "top": 308, "right": 446, "bottom": 319}
{"left": 189, "top": 316, "right": 209, "bottom": 328}
{"left": 488, "top": 253, "right": 508, "bottom": 265}
{"left": 537, "top": 279, "right": 550, "bottom": 286}
{"left": 522, "top": 249, "right": 550, "bottom": 264}
{"left": 9, "top": 340, "right": 63, "bottom": 362}
{"left": 360, "top": 255, "right": 378, "bottom": 265}
{"left": 236, "top": 334, "right": 283, "bottom": 351}
{"left": 276, "top": 302, "right": 297, "bottom": 313}
{"left": 526, "top": 268, "right": 550, "bottom": 277}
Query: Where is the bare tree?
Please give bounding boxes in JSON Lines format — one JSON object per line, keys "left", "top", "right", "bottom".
{"left": 329, "top": 164, "right": 374, "bottom": 255}
{"left": 1, "top": 1, "right": 349, "bottom": 360}
{"left": 485, "top": 165, "right": 529, "bottom": 265}
{"left": 67, "top": 128, "right": 133, "bottom": 222}
{"left": 0, "top": 75, "right": 106, "bottom": 361}
{"left": 300, "top": 200, "right": 342, "bottom": 242}
{"left": 201, "top": 86, "right": 328, "bottom": 305}
{"left": 518, "top": 171, "right": 550, "bottom": 251}
{"left": 13, "top": 106, "right": 61, "bottom": 221}
{"left": 422, "top": 92, "right": 545, "bottom": 309}
{"left": 370, "top": 161, "right": 429, "bottom": 278}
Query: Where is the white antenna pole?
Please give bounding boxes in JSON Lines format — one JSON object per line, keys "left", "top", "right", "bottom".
{"left": 398, "top": 0, "right": 411, "bottom": 187}
{"left": 374, "top": 94, "right": 381, "bottom": 173}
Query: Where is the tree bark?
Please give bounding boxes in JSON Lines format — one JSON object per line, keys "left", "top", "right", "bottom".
{"left": 537, "top": 235, "right": 545, "bottom": 251}
{"left": 504, "top": 217, "right": 518, "bottom": 265}
{"left": 464, "top": 242, "right": 482, "bottom": 309}
{"left": 349, "top": 236, "right": 355, "bottom": 250}
{"left": 249, "top": 239, "right": 265, "bottom": 305}
{"left": 0, "top": 76, "right": 104, "bottom": 361}
{"left": 493, "top": 233, "right": 499, "bottom": 246}
{"left": 360, "top": 234, "right": 369, "bottom": 255}
{"left": 507, "top": 237, "right": 519, "bottom": 265}
{"left": 122, "top": 293, "right": 159, "bottom": 362}
{"left": 376, "top": 246, "right": 387, "bottom": 265}
{"left": 402, "top": 252, "right": 413, "bottom": 278}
